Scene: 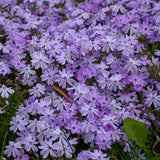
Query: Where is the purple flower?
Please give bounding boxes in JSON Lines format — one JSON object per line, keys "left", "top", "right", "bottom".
{"left": 140, "top": 55, "right": 152, "bottom": 66}
{"left": 21, "top": 134, "right": 38, "bottom": 152}
{"left": 17, "top": 104, "right": 30, "bottom": 119}
{"left": 76, "top": 69, "right": 88, "bottom": 83}
{"left": 62, "top": 104, "right": 77, "bottom": 119}
{"left": 37, "top": 98, "right": 52, "bottom": 114}
{"left": 38, "top": 37, "right": 54, "bottom": 50}
{"left": 100, "top": 96, "right": 112, "bottom": 108}
{"left": 96, "top": 7, "right": 110, "bottom": 20}
{"left": 20, "top": 65, "right": 36, "bottom": 79}
{"left": 138, "top": 0, "right": 151, "bottom": 4}
{"left": 55, "top": 69, "right": 75, "bottom": 88}
{"left": 96, "top": 133, "right": 112, "bottom": 149}
{"left": 11, "top": 59, "right": 26, "bottom": 70}
{"left": 31, "top": 52, "right": 50, "bottom": 69}
{"left": 107, "top": 129, "right": 122, "bottom": 142}
{"left": 85, "top": 87, "right": 102, "bottom": 106}
{"left": 66, "top": 119, "right": 82, "bottom": 134}
{"left": 106, "top": 54, "right": 121, "bottom": 68}
{"left": 118, "top": 108, "right": 130, "bottom": 121}
{"left": 126, "top": 103, "right": 141, "bottom": 117}
{"left": 139, "top": 21, "right": 153, "bottom": 36}
{"left": 56, "top": 49, "right": 74, "bottom": 65}
{"left": 81, "top": 120, "right": 97, "bottom": 133}
{"left": 107, "top": 99, "right": 122, "bottom": 114}
{"left": 102, "top": 36, "right": 116, "bottom": 52}
{"left": 128, "top": 72, "right": 144, "bottom": 92}
{"left": 29, "top": 83, "right": 45, "bottom": 98}
{"left": 23, "top": 75, "right": 37, "bottom": 86}
{"left": 96, "top": 61, "right": 109, "bottom": 76}
{"left": 73, "top": 83, "right": 90, "bottom": 104}
{"left": 0, "top": 62, "right": 11, "bottom": 76}
{"left": 39, "top": 139, "right": 57, "bottom": 158}
{"left": 80, "top": 103, "right": 99, "bottom": 121}
{"left": 40, "top": 107, "right": 55, "bottom": 124}
{"left": 4, "top": 141, "right": 21, "bottom": 158}
{"left": 70, "top": 18, "right": 83, "bottom": 27}
{"left": 13, "top": 149, "right": 30, "bottom": 160}
{"left": 77, "top": 150, "right": 90, "bottom": 160}
{"left": 10, "top": 114, "right": 28, "bottom": 133}
{"left": 24, "top": 16, "right": 42, "bottom": 29}
{"left": 0, "top": 85, "right": 14, "bottom": 98}
{"left": 27, "top": 118, "right": 46, "bottom": 133}
{"left": 53, "top": 97, "right": 70, "bottom": 112}
{"left": 64, "top": 29, "right": 76, "bottom": 40}
{"left": 110, "top": 3, "right": 126, "bottom": 13}
{"left": 114, "top": 14, "right": 130, "bottom": 27}
{"left": 87, "top": 149, "right": 109, "bottom": 160}
{"left": 24, "top": 97, "right": 39, "bottom": 115}
{"left": 155, "top": 82, "right": 160, "bottom": 91}
{"left": 53, "top": 141, "right": 74, "bottom": 158}
{"left": 101, "top": 114, "right": 119, "bottom": 129}
{"left": 124, "top": 58, "right": 141, "bottom": 73}
{"left": 63, "top": 143, "right": 75, "bottom": 159}
{"left": 47, "top": 127, "right": 67, "bottom": 143}
{"left": 41, "top": 67, "right": 58, "bottom": 85}
{"left": 97, "top": 73, "right": 110, "bottom": 89}
{"left": 117, "top": 42, "right": 134, "bottom": 57}
{"left": 108, "top": 74, "right": 123, "bottom": 92}
{"left": 91, "top": 39, "right": 101, "bottom": 51}
{"left": 145, "top": 91, "right": 160, "bottom": 108}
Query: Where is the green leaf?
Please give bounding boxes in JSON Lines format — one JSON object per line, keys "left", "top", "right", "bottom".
{"left": 123, "top": 118, "right": 150, "bottom": 148}
{"left": 123, "top": 118, "right": 160, "bottom": 159}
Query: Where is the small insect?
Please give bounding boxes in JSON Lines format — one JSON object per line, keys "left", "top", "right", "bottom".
{"left": 52, "top": 84, "right": 72, "bottom": 105}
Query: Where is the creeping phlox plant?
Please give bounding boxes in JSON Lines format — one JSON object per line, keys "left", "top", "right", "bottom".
{"left": 0, "top": 0, "right": 160, "bottom": 159}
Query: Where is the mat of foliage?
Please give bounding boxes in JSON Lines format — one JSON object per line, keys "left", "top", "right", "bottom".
{"left": 0, "top": 0, "right": 160, "bottom": 159}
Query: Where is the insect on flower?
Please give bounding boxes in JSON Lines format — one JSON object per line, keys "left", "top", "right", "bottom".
{"left": 52, "top": 84, "right": 72, "bottom": 105}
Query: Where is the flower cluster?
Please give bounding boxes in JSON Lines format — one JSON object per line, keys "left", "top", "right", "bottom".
{"left": 0, "top": 0, "right": 160, "bottom": 159}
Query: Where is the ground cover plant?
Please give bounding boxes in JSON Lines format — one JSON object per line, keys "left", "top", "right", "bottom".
{"left": 0, "top": 0, "right": 160, "bottom": 159}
